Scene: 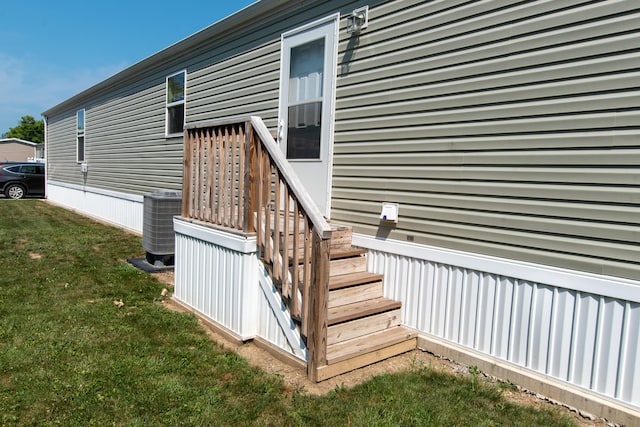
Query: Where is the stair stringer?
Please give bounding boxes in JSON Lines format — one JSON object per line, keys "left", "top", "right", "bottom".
{"left": 257, "top": 260, "right": 308, "bottom": 361}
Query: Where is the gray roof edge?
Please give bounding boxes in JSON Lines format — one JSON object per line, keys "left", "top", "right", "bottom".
{"left": 42, "top": 0, "right": 289, "bottom": 117}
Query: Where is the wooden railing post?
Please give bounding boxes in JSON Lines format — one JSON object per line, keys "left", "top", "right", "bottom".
{"left": 182, "top": 128, "right": 193, "bottom": 217}
{"left": 307, "top": 232, "right": 330, "bottom": 381}
{"left": 244, "top": 121, "right": 258, "bottom": 233}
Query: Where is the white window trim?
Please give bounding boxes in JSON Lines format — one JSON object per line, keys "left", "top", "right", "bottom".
{"left": 76, "top": 109, "right": 85, "bottom": 163}
{"left": 165, "top": 70, "right": 187, "bottom": 137}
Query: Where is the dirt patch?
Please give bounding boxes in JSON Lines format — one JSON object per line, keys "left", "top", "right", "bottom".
{"left": 16, "top": 238, "right": 28, "bottom": 251}
{"left": 152, "top": 271, "right": 612, "bottom": 427}
{"left": 28, "top": 252, "right": 42, "bottom": 260}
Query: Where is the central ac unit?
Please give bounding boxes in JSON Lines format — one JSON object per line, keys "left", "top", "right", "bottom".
{"left": 142, "top": 189, "right": 182, "bottom": 267}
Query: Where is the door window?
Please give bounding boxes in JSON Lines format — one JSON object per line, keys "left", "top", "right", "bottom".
{"left": 287, "top": 38, "right": 325, "bottom": 159}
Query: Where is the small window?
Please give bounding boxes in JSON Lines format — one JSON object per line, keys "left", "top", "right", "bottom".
{"left": 77, "top": 109, "right": 85, "bottom": 162}
{"left": 166, "top": 71, "right": 186, "bottom": 136}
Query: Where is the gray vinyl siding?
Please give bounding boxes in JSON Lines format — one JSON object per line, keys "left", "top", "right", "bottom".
{"left": 187, "top": 41, "right": 282, "bottom": 128}
{"left": 44, "top": 0, "right": 640, "bottom": 280}
{"left": 86, "top": 85, "right": 184, "bottom": 193}
{"left": 46, "top": 70, "right": 183, "bottom": 193}
{"left": 331, "top": 0, "right": 640, "bottom": 281}
{"left": 46, "top": 111, "right": 78, "bottom": 182}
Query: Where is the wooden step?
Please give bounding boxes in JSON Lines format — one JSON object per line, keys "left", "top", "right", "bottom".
{"left": 329, "top": 224, "right": 353, "bottom": 251}
{"left": 286, "top": 244, "right": 365, "bottom": 265}
{"left": 328, "top": 297, "right": 401, "bottom": 326}
{"left": 279, "top": 223, "right": 354, "bottom": 255}
{"left": 329, "top": 247, "right": 366, "bottom": 275}
{"left": 288, "top": 247, "right": 368, "bottom": 283}
{"left": 325, "top": 326, "right": 416, "bottom": 365}
{"left": 327, "top": 308, "right": 402, "bottom": 344}
{"left": 330, "top": 272, "right": 384, "bottom": 290}
{"left": 329, "top": 258, "right": 366, "bottom": 275}
{"left": 328, "top": 281, "right": 382, "bottom": 308}
{"left": 315, "top": 330, "right": 417, "bottom": 381}
{"left": 330, "top": 246, "right": 366, "bottom": 260}
{"left": 329, "top": 272, "right": 384, "bottom": 308}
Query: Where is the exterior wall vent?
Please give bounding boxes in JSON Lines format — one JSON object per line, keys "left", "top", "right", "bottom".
{"left": 142, "top": 189, "right": 182, "bottom": 266}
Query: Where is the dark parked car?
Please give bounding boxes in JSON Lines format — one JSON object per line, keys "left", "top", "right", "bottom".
{"left": 0, "top": 162, "right": 45, "bottom": 199}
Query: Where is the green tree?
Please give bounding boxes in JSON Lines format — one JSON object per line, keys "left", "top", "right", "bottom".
{"left": 2, "top": 115, "right": 44, "bottom": 143}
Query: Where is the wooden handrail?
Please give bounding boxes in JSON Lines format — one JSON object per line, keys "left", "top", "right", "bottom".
{"left": 248, "top": 116, "right": 332, "bottom": 239}
{"left": 183, "top": 116, "right": 332, "bottom": 238}
{"left": 182, "top": 116, "right": 332, "bottom": 377}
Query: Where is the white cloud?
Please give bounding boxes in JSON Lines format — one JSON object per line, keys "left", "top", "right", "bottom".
{"left": 0, "top": 53, "right": 128, "bottom": 133}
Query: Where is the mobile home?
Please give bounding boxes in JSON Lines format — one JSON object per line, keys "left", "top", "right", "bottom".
{"left": 43, "top": 1, "right": 640, "bottom": 423}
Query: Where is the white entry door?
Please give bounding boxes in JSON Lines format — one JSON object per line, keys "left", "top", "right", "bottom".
{"left": 278, "top": 15, "right": 338, "bottom": 218}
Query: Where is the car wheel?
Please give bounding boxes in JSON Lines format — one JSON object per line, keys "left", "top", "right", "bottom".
{"left": 5, "top": 184, "right": 25, "bottom": 199}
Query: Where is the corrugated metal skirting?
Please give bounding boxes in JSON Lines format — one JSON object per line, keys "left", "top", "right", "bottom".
{"left": 174, "top": 232, "right": 258, "bottom": 340}
{"left": 47, "top": 182, "right": 143, "bottom": 233}
{"left": 173, "top": 219, "right": 306, "bottom": 358}
{"left": 367, "top": 250, "right": 640, "bottom": 409}
{"left": 257, "top": 285, "right": 296, "bottom": 356}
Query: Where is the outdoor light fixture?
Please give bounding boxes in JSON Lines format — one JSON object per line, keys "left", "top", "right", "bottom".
{"left": 347, "top": 6, "right": 368, "bottom": 34}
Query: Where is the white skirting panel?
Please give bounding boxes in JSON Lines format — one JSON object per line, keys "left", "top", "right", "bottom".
{"left": 256, "top": 261, "right": 307, "bottom": 360}
{"left": 173, "top": 218, "right": 306, "bottom": 361}
{"left": 173, "top": 219, "right": 259, "bottom": 340}
{"left": 354, "top": 234, "right": 640, "bottom": 410}
{"left": 257, "top": 291, "right": 295, "bottom": 354}
{"left": 47, "top": 181, "right": 143, "bottom": 233}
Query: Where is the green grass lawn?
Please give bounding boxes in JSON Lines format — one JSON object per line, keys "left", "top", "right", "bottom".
{"left": 0, "top": 200, "right": 577, "bottom": 426}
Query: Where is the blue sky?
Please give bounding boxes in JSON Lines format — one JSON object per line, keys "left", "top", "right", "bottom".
{"left": 0, "top": 0, "right": 255, "bottom": 134}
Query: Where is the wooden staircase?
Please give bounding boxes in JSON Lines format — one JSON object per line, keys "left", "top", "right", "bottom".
{"left": 302, "top": 223, "right": 416, "bottom": 381}
{"left": 182, "top": 118, "right": 415, "bottom": 383}
{"left": 264, "top": 217, "right": 416, "bottom": 380}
